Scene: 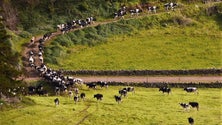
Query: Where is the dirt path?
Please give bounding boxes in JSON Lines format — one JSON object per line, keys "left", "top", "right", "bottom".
{"left": 75, "top": 76, "right": 222, "bottom": 83}
{"left": 22, "top": 75, "right": 222, "bottom": 83}
{"left": 21, "top": 8, "right": 222, "bottom": 83}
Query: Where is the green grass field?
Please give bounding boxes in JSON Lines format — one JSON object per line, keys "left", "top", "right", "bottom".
{"left": 47, "top": 26, "right": 222, "bottom": 70}
{"left": 0, "top": 87, "right": 221, "bottom": 125}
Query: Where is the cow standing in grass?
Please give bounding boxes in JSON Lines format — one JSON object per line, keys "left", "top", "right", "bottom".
{"left": 54, "top": 98, "right": 59, "bottom": 106}
{"left": 80, "top": 93, "right": 86, "bottom": 101}
{"left": 114, "top": 95, "right": 122, "bottom": 104}
{"left": 188, "top": 117, "right": 194, "bottom": 125}
{"left": 184, "top": 87, "right": 198, "bottom": 94}
{"left": 123, "top": 87, "right": 135, "bottom": 94}
{"left": 159, "top": 87, "right": 171, "bottom": 94}
{"left": 189, "top": 102, "right": 199, "bottom": 111}
{"left": 179, "top": 103, "right": 190, "bottom": 111}
{"left": 119, "top": 89, "right": 127, "bottom": 97}
{"left": 74, "top": 95, "right": 79, "bottom": 104}
{"left": 94, "top": 94, "right": 103, "bottom": 101}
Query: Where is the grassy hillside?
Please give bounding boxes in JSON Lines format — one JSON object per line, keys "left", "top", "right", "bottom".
{"left": 1, "top": 1, "right": 222, "bottom": 71}
{"left": 44, "top": 8, "right": 222, "bottom": 70}
{"left": 0, "top": 87, "right": 221, "bottom": 125}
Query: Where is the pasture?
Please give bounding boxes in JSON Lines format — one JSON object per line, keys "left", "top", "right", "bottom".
{"left": 0, "top": 87, "right": 221, "bottom": 125}
{"left": 47, "top": 26, "right": 222, "bottom": 70}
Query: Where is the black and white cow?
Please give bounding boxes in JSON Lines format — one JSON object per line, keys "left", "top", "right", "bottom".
{"left": 184, "top": 87, "right": 198, "bottom": 94}
{"left": 164, "top": 2, "right": 178, "bottom": 11}
{"left": 74, "top": 95, "right": 79, "bottom": 104}
{"left": 54, "top": 98, "right": 59, "bottom": 106}
{"left": 188, "top": 117, "right": 194, "bottom": 125}
{"left": 119, "top": 89, "right": 127, "bottom": 97}
{"left": 114, "top": 95, "right": 122, "bottom": 104}
{"left": 189, "top": 102, "right": 199, "bottom": 111}
{"left": 123, "top": 87, "right": 135, "bottom": 94}
{"left": 86, "top": 83, "right": 97, "bottom": 89}
{"left": 80, "top": 93, "right": 86, "bottom": 101}
{"left": 114, "top": 10, "right": 127, "bottom": 19}
{"left": 179, "top": 103, "right": 190, "bottom": 110}
{"left": 94, "top": 94, "right": 103, "bottom": 101}
{"left": 159, "top": 87, "right": 171, "bottom": 94}
{"left": 148, "top": 6, "right": 158, "bottom": 13}
{"left": 73, "top": 88, "right": 79, "bottom": 95}
{"left": 114, "top": 5, "right": 127, "bottom": 19}
{"left": 97, "top": 81, "right": 108, "bottom": 88}
{"left": 129, "top": 8, "right": 142, "bottom": 17}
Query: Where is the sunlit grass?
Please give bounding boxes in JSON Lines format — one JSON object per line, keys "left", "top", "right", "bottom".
{"left": 47, "top": 26, "right": 222, "bottom": 70}
{"left": 0, "top": 87, "right": 221, "bottom": 125}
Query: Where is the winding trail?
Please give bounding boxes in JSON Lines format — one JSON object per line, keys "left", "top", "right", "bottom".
{"left": 21, "top": 6, "right": 222, "bottom": 83}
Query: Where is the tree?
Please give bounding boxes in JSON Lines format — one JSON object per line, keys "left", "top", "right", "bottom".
{"left": 0, "top": 9, "right": 22, "bottom": 93}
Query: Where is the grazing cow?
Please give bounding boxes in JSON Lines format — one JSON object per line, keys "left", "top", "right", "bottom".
{"left": 188, "top": 117, "right": 194, "bottom": 125}
{"left": 123, "top": 87, "right": 135, "bottom": 94}
{"left": 86, "top": 83, "right": 97, "bottom": 89}
{"left": 164, "top": 2, "right": 178, "bottom": 11}
{"left": 73, "top": 88, "right": 79, "bottom": 95}
{"left": 119, "top": 89, "right": 127, "bottom": 97}
{"left": 159, "top": 87, "right": 171, "bottom": 94}
{"left": 97, "top": 81, "right": 108, "bottom": 88}
{"left": 189, "top": 102, "right": 199, "bottom": 111}
{"left": 80, "top": 93, "right": 86, "bottom": 101}
{"left": 184, "top": 87, "right": 198, "bottom": 94}
{"left": 179, "top": 103, "right": 190, "bottom": 110}
{"left": 114, "top": 95, "right": 122, "bottom": 104}
{"left": 94, "top": 94, "right": 103, "bottom": 101}
{"left": 54, "top": 98, "right": 59, "bottom": 106}
{"left": 74, "top": 95, "right": 79, "bottom": 104}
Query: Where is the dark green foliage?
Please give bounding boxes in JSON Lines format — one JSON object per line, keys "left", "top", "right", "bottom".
{"left": 0, "top": 14, "right": 22, "bottom": 92}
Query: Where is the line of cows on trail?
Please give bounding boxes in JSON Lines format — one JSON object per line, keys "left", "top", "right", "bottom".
{"left": 21, "top": 3, "right": 212, "bottom": 124}
{"left": 55, "top": 2, "right": 178, "bottom": 35}
{"left": 113, "top": 2, "right": 178, "bottom": 19}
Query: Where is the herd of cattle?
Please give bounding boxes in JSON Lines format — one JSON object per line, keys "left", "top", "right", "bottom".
{"left": 57, "top": 17, "right": 96, "bottom": 34}
{"left": 15, "top": 2, "right": 218, "bottom": 124}
{"left": 114, "top": 2, "right": 178, "bottom": 19}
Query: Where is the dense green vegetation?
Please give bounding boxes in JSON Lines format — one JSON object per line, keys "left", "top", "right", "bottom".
{"left": 0, "top": 11, "right": 22, "bottom": 93}
{"left": 0, "top": 87, "right": 221, "bottom": 125}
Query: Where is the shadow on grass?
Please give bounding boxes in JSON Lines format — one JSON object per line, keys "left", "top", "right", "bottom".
{"left": 215, "top": 14, "right": 222, "bottom": 30}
